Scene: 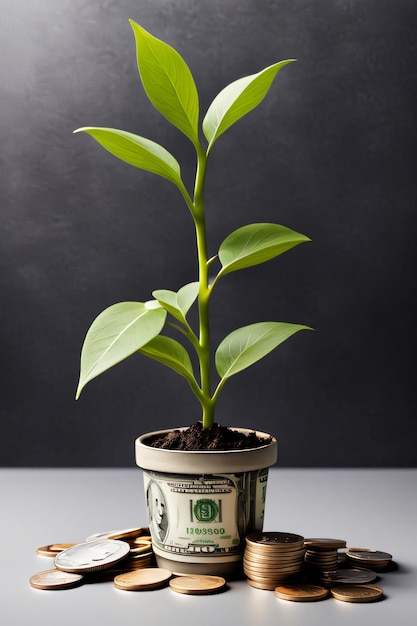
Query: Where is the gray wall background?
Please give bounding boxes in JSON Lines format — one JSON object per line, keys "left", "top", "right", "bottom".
{"left": 1, "top": 0, "right": 416, "bottom": 467}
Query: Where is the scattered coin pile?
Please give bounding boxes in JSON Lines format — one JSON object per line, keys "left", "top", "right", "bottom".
{"left": 243, "top": 532, "right": 306, "bottom": 590}
{"left": 30, "top": 526, "right": 395, "bottom": 604}
{"left": 272, "top": 534, "right": 393, "bottom": 603}
{"left": 30, "top": 526, "right": 225, "bottom": 594}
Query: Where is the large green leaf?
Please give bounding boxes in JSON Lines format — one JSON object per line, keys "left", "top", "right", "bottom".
{"left": 76, "top": 301, "right": 166, "bottom": 398}
{"left": 202, "top": 60, "right": 295, "bottom": 151}
{"left": 139, "top": 335, "right": 196, "bottom": 384}
{"left": 215, "top": 321, "right": 311, "bottom": 380}
{"left": 74, "top": 127, "right": 183, "bottom": 188}
{"left": 153, "top": 282, "right": 199, "bottom": 324}
{"left": 218, "top": 223, "right": 310, "bottom": 278}
{"left": 129, "top": 20, "right": 199, "bottom": 146}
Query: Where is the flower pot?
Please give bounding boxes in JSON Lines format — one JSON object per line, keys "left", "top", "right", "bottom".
{"left": 135, "top": 427, "right": 277, "bottom": 579}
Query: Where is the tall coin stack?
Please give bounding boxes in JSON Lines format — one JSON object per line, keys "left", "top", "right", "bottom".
{"left": 243, "top": 532, "right": 305, "bottom": 590}
{"left": 303, "top": 538, "right": 346, "bottom": 586}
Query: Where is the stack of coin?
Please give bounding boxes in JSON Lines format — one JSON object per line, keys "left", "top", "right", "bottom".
{"left": 304, "top": 538, "right": 346, "bottom": 585}
{"left": 345, "top": 548, "right": 392, "bottom": 572}
{"left": 244, "top": 532, "right": 305, "bottom": 590}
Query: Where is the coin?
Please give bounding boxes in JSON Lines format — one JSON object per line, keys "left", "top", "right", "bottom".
{"left": 244, "top": 553, "right": 305, "bottom": 565}
{"left": 246, "top": 578, "right": 277, "bottom": 590}
{"left": 29, "top": 569, "right": 84, "bottom": 590}
{"left": 323, "top": 568, "right": 377, "bottom": 584}
{"left": 107, "top": 527, "right": 149, "bottom": 541}
{"left": 346, "top": 548, "right": 392, "bottom": 561}
{"left": 331, "top": 584, "right": 383, "bottom": 603}
{"left": 246, "top": 532, "right": 304, "bottom": 550}
{"left": 114, "top": 568, "right": 172, "bottom": 590}
{"left": 245, "top": 547, "right": 306, "bottom": 560}
{"left": 304, "top": 538, "right": 346, "bottom": 550}
{"left": 55, "top": 539, "right": 130, "bottom": 573}
{"left": 128, "top": 542, "right": 152, "bottom": 556}
{"left": 36, "top": 544, "right": 76, "bottom": 557}
{"left": 345, "top": 549, "right": 392, "bottom": 569}
{"left": 130, "top": 536, "right": 153, "bottom": 547}
{"left": 86, "top": 527, "right": 147, "bottom": 542}
{"left": 169, "top": 575, "right": 226, "bottom": 595}
{"left": 274, "top": 584, "right": 329, "bottom": 602}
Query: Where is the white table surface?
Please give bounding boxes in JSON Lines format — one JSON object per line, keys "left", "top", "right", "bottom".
{"left": 1, "top": 468, "right": 416, "bottom": 625}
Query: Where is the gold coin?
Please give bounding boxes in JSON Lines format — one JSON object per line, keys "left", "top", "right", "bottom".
{"left": 86, "top": 527, "right": 148, "bottom": 542}
{"left": 274, "top": 584, "right": 329, "bottom": 602}
{"left": 245, "top": 546, "right": 306, "bottom": 559}
{"left": 304, "top": 538, "right": 346, "bottom": 550}
{"left": 330, "top": 584, "right": 383, "bottom": 603}
{"left": 244, "top": 554, "right": 305, "bottom": 566}
{"left": 245, "top": 571, "right": 299, "bottom": 583}
{"left": 244, "top": 562, "right": 303, "bottom": 575}
{"left": 130, "top": 536, "right": 153, "bottom": 547}
{"left": 36, "top": 544, "right": 76, "bottom": 557}
{"left": 128, "top": 542, "right": 152, "bottom": 555}
{"left": 305, "top": 552, "right": 338, "bottom": 561}
{"left": 114, "top": 567, "right": 172, "bottom": 590}
{"left": 246, "top": 578, "right": 277, "bottom": 590}
{"left": 29, "top": 569, "right": 84, "bottom": 590}
{"left": 107, "top": 527, "right": 148, "bottom": 541}
{"left": 169, "top": 575, "right": 226, "bottom": 595}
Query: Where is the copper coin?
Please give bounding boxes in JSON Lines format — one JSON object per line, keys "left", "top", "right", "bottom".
{"left": 245, "top": 546, "right": 306, "bottom": 559}
{"left": 29, "top": 569, "right": 84, "bottom": 590}
{"left": 304, "top": 538, "right": 346, "bottom": 550}
{"left": 244, "top": 553, "right": 305, "bottom": 565}
{"left": 274, "top": 584, "right": 329, "bottom": 602}
{"left": 36, "top": 544, "right": 76, "bottom": 557}
{"left": 169, "top": 575, "right": 226, "bottom": 595}
{"left": 114, "top": 568, "right": 172, "bottom": 590}
{"left": 244, "top": 563, "right": 303, "bottom": 575}
{"left": 246, "top": 578, "right": 277, "bottom": 590}
{"left": 331, "top": 584, "right": 383, "bottom": 603}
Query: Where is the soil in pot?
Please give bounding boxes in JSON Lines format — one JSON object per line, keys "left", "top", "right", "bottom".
{"left": 146, "top": 421, "right": 273, "bottom": 451}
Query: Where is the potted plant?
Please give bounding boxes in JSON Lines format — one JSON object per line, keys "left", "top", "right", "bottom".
{"left": 75, "top": 20, "right": 311, "bottom": 578}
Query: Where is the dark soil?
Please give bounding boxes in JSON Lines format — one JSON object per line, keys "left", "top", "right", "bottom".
{"left": 146, "top": 422, "right": 272, "bottom": 451}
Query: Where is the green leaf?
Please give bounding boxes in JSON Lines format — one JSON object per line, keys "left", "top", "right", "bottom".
{"left": 129, "top": 20, "right": 199, "bottom": 146}
{"left": 74, "top": 127, "right": 183, "bottom": 188}
{"left": 218, "top": 223, "right": 310, "bottom": 278}
{"left": 215, "top": 321, "right": 311, "bottom": 380}
{"left": 153, "top": 282, "right": 199, "bottom": 324}
{"left": 139, "top": 335, "right": 196, "bottom": 384}
{"left": 76, "top": 301, "right": 167, "bottom": 398}
{"left": 203, "top": 60, "right": 295, "bottom": 151}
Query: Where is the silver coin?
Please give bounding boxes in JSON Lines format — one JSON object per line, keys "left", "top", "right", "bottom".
{"left": 55, "top": 539, "right": 130, "bottom": 573}
{"left": 323, "top": 568, "right": 377, "bottom": 584}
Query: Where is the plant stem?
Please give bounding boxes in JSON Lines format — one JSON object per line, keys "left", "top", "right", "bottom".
{"left": 193, "top": 144, "right": 215, "bottom": 428}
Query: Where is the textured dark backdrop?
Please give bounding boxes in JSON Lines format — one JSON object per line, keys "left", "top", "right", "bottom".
{"left": 1, "top": 0, "right": 416, "bottom": 467}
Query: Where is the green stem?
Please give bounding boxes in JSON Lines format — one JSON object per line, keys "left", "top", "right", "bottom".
{"left": 193, "top": 144, "right": 215, "bottom": 428}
